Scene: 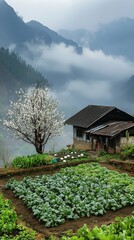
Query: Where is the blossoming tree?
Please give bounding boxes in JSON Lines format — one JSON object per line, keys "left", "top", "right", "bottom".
{"left": 3, "top": 85, "right": 64, "bottom": 154}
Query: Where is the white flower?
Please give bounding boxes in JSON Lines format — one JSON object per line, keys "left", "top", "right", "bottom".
{"left": 67, "top": 155, "right": 70, "bottom": 157}
{"left": 60, "top": 157, "right": 63, "bottom": 160}
{"left": 63, "top": 160, "right": 66, "bottom": 162}
{"left": 78, "top": 155, "right": 80, "bottom": 157}
{"left": 64, "top": 156, "right": 67, "bottom": 159}
{"left": 81, "top": 153, "right": 84, "bottom": 157}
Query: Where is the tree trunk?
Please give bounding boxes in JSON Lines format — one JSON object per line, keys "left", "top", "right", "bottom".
{"left": 35, "top": 143, "right": 44, "bottom": 154}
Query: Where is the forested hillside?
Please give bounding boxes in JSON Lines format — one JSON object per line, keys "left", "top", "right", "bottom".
{"left": 0, "top": 47, "right": 47, "bottom": 112}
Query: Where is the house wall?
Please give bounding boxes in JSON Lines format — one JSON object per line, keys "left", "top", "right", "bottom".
{"left": 73, "top": 126, "right": 134, "bottom": 152}
{"left": 120, "top": 136, "right": 134, "bottom": 146}
{"left": 73, "top": 126, "right": 93, "bottom": 150}
{"left": 73, "top": 136, "right": 122, "bottom": 153}
{"left": 73, "top": 138, "right": 92, "bottom": 150}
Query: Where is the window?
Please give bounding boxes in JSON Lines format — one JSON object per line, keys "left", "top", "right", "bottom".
{"left": 76, "top": 129, "right": 83, "bottom": 138}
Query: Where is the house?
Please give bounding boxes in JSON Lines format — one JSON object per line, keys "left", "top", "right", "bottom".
{"left": 65, "top": 105, "right": 134, "bottom": 153}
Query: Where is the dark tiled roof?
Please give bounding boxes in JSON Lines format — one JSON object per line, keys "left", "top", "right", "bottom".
{"left": 65, "top": 105, "right": 115, "bottom": 128}
{"left": 89, "top": 121, "right": 134, "bottom": 137}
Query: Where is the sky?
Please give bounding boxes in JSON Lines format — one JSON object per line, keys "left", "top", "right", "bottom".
{"left": 6, "top": 0, "right": 134, "bottom": 31}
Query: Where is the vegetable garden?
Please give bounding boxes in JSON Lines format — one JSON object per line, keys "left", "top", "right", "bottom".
{"left": 5, "top": 163, "right": 134, "bottom": 228}
{"left": 58, "top": 214, "right": 134, "bottom": 240}
{"left": 0, "top": 194, "right": 35, "bottom": 240}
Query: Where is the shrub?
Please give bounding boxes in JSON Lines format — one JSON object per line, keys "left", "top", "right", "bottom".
{"left": 121, "top": 144, "right": 134, "bottom": 160}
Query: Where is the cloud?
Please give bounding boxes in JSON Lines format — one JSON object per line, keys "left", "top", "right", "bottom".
{"left": 67, "top": 80, "right": 111, "bottom": 100}
{"left": 21, "top": 41, "right": 134, "bottom": 83}
{"left": 20, "top": 41, "right": 134, "bottom": 117}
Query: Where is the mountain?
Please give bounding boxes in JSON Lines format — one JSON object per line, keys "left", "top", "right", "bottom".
{"left": 0, "top": 0, "right": 35, "bottom": 48}
{"left": 59, "top": 18, "right": 134, "bottom": 61}
{"left": 90, "top": 18, "right": 134, "bottom": 61}
{"left": 58, "top": 29, "right": 92, "bottom": 48}
{"left": 0, "top": 0, "right": 81, "bottom": 52}
{"left": 27, "top": 21, "right": 81, "bottom": 50}
{"left": 0, "top": 47, "right": 47, "bottom": 112}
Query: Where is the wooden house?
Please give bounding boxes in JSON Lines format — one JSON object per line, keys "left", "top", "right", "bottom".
{"left": 65, "top": 105, "right": 134, "bottom": 153}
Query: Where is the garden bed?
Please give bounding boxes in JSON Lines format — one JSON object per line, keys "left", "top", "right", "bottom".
{"left": 0, "top": 161, "right": 134, "bottom": 238}
{"left": 109, "top": 159, "right": 134, "bottom": 173}
{"left": 0, "top": 159, "right": 96, "bottom": 178}
{"left": 1, "top": 187, "right": 134, "bottom": 238}
{"left": 1, "top": 156, "right": 134, "bottom": 179}
{"left": 1, "top": 163, "right": 134, "bottom": 238}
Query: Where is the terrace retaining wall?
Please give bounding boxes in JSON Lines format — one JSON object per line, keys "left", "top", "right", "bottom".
{"left": 109, "top": 159, "right": 134, "bottom": 173}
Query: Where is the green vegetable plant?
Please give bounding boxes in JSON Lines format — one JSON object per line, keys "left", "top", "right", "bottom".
{"left": 12, "top": 153, "right": 53, "bottom": 168}
{"left": 5, "top": 163, "right": 134, "bottom": 227}
{"left": 0, "top": 194, "right": 36, "bottom": 239}
{"left": 60, "top": 212, "right": 134, "bottom": 240}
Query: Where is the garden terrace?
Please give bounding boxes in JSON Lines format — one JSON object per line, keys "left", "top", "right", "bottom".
{"left": 0, "top": 162, "right": 134, "bottom": 238}
{"left": 5, "top": 163, "right": 134, "bottom": 228}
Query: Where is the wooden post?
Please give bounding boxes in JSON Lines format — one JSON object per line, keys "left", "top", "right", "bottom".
{"left": 105, "top": 137, "right": 109, "bottom": 152}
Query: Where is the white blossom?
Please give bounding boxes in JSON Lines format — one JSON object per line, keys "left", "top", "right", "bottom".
{"left": 3, "top": 85, "right": 65, "bottom": 154}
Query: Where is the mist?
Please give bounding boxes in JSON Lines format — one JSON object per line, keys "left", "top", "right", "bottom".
{"left": 20, "top": 42, "right": 134, "bottom": 114}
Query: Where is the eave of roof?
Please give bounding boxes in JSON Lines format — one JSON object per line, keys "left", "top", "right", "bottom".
{"left": 88, "top": 121, "right": 134, "bottom": 137}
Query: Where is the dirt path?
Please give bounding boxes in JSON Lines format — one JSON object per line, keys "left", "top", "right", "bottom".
{"left": 0, "top": 162, "right": 134, "bottom": 239}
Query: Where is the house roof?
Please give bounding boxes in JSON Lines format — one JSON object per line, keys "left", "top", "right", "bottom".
{"left": 65, "top": 105, "right": 115, "bottom": 128}
{"left": 87, "top": 121, "right": 134, "bottom": 137}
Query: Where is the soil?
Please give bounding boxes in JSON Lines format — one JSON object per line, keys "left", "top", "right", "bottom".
{"left": 109, "top": 159, "right": 134, "bottom": 173}
{"left": 0, "top": 162, "right": 134, "bottom": 240}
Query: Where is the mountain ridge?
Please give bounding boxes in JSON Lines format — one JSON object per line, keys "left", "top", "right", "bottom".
{"left": 59, "top": 17, "right": 134, "bottom": 60}
{"left": 0, "top": 0, "right": 81, "bottom": 53}
{"left": 0, "top": 47, "right": 47, "bottom": 112}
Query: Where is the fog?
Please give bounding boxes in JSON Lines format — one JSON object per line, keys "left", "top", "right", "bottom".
{"left": 20, "top": 42, "right": 134, "bottom": 115}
